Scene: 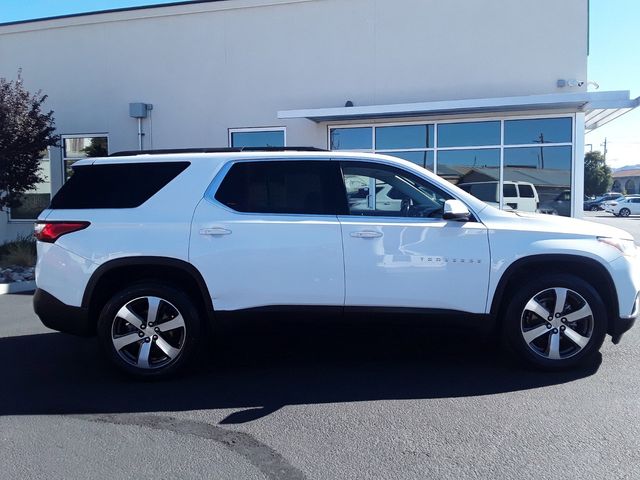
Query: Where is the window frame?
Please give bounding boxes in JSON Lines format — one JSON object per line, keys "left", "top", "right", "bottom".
{"left": 228, "top": 127, "right": 287, "bottom": 148}
{"left": 328, "top": 113, "right": 575, "bottom": 215}
{"left": 61, "top": 133, "right": 110, "bottom": 182}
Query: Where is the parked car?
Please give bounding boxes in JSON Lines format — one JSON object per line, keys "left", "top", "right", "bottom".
{"left": 537, "top": 190, "right": 571, "bottom": 216}
{"left": 604, "top": 196, "right": 640, "bottom": 217}
{"left": 33, "top": 149, "right": 639, "bottom": 378}
{"left": 584, "top": 193, "right": 624, "bottom": 211}
{"left": 457, "top": 180, "right": 539, "bottom": 212}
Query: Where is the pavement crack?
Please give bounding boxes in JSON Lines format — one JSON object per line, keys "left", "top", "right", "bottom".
{"left": 70, "top": 413, "right": 307, "bottom": 480}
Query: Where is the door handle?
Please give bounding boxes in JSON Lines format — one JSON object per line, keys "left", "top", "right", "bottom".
{"left": 350, "top": 230, "right": 383, "bottom": 238}
{"left": 199, "top": 227, "right": 232, "bottom": 236}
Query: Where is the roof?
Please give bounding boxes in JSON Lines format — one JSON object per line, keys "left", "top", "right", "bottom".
{"left": 613, "top": 169, "right": 640, "bottom": 178}
{"left": 0, "top": 0, "right": 227, "bottom": 27}
{"left": 278, "top": 91, "right": 640, "bottom": 132}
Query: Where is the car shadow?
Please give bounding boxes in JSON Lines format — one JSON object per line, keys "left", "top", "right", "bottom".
{"left": 0, "top": 320, "right": 601, "bottom": 423}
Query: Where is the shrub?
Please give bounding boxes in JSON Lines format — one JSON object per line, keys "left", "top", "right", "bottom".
{"left": 0, "top": 235, "right": 37, "bottom": 267}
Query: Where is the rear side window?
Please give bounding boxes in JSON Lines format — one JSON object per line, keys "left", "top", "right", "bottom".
{"left": 518, "top": 184, "right": 535, "bottom": 198}
{"left": 214, "top": 161, "right": 345, "bottom": 215}
{"left": 50, "top": 162, "right": 189, "bottom": 209}
{"left": 503, "top": 183, "right": 518, "bottom": 197}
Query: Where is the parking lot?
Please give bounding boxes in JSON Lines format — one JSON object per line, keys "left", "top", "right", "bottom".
{"left": 1, "top": 212, "right": 639, "bottom": 480}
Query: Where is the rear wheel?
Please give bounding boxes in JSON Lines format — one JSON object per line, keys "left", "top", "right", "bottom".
{"left": 620, "top": 208, "right": 631, "bottom": 217}
{"left": 502, "top": 274, "right": 606, "bottom": 369}
{"left": 97, "top": 283, "right": 202, "bottom": 378}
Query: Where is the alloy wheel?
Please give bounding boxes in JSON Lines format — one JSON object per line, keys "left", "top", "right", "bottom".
{"left": 111, "top": 296, "right": 186, "bottom": 369}
{"left": 620, "top": 208, "right": 630, "bottom": 217}
{"left": 520, "top": 287, "right": 594, "bottom": 360}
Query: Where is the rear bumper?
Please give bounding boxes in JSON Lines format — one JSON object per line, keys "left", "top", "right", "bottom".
{"left": 33, "top": 288, "right": 93, "bottom": 336}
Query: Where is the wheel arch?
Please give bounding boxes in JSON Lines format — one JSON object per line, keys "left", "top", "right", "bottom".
{"left": 490, "top": 254, "right": 619, "bottom": 333}
{"left": 83, "top": 257, "right": 215, "bottom": 333}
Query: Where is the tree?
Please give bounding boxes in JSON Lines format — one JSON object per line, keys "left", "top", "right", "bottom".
{"left": 0, "top": 72, "right": 58, "bottom": 212}
{"left": 584, "top": 150, "right": 612, "bottom": 196}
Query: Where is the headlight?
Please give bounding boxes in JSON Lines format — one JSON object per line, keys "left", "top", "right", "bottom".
{"left": 598, "top": 237, "right": 637, "bottom": 257}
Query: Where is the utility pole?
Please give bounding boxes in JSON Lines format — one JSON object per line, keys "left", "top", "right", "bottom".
{"left": 601, "top": 138, "right": 608, "bottom": 161}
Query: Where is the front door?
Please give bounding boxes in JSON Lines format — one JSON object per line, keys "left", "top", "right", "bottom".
{"left": 338, "top": 160, "right": 491, "bottom": 313}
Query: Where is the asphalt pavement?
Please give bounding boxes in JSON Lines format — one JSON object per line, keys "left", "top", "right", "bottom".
{"left": 1, "top": 212, "right": 639, "bottom": 479}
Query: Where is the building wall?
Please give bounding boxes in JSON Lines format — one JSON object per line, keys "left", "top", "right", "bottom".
{"left": 0, "top": 0, "right": 588, "bottom": 241}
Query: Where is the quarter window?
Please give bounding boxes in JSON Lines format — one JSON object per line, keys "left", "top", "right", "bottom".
{"left": 340, "top": 162, "right": 451, "bottom": 218}
{"left": 215, "top": 161, "right": 344, "bottom": 215}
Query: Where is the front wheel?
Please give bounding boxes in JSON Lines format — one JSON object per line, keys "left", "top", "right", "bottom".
{"left": 619, "top": 208, "right": 631, "bottom": 217}
{"left": 502, "top": 274, "right": 606, "bottom": 369}
{"left": 97, "top": 283, "right": 202, "bottom": 378}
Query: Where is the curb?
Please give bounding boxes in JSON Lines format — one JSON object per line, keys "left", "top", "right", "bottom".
{"left": 0, "top": 281, "right": 36, "bottom": 295}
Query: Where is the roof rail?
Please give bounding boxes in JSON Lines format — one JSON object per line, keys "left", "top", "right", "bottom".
{"left": 109, "top": 147, "right": 327, "bottom": 157}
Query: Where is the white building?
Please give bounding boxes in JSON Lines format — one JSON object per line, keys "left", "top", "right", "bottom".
{"left": 0, "top": 0, "right": 637, "bottom": 242}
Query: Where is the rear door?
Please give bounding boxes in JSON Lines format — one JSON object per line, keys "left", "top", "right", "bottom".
{"left": 190, "top": 159, "right": 346, "bottom": 311}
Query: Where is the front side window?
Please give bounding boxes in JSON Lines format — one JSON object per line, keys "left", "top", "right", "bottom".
{"left": 229, "top": 128, "right": 285, "bottom": 148}
{"left": 63, "top": 135, "right": 108, "bottom": 181}
{"left": 340, "top": 162, "right": 451, "bottom": 218}
{"left": 215, "top": 161, "right": 344, "bottom": 215}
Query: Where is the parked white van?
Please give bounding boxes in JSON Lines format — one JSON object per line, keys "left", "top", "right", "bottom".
{"left": 458, "top": 181, "right": 539, "bottom": 212}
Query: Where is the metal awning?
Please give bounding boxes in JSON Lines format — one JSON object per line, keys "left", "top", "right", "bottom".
{"left": 278, "top": 90, "right": 639, "bottom": 131}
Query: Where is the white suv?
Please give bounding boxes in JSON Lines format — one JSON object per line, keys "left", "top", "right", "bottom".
{"left": 33, "top": 149, "right": 639, "bottom": 377}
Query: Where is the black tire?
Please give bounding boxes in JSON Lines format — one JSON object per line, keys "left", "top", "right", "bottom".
{"left": 502, "top": 274, "right": 607, "bottom": 370}
{"left": 590, "top": 205, "right": 599, "bottom": 211}
{"left": 620, "top": 208, "right": 631, "bottom": 217}
{"left": 97, "top": 282, "right": 202, "bottom": 378}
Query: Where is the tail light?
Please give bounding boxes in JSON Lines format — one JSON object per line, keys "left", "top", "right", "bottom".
{"left": 34, "top": 221, "right": 90, "bottom": 243}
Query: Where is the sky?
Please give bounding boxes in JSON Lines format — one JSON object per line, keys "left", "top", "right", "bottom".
{"left": 1, "top": 0, "right": 638, "bottom": 168}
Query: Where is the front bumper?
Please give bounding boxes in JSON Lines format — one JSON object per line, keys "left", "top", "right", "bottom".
{"left": 33, "top": 288, "right": 93, "bottom": 336}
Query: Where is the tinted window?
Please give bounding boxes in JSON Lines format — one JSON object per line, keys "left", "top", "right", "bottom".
{"left": 50, "top": 162, "right": 189, "bottom": 209}
{"left": 330, "top": 128, "right": 372, "bottom": 150}
{"left": 215, "top": 161, "right": 344, "bottom": 215}
{"left": 375, "top": 125, "right": 434, "bottom": 149}
{"left": 437, "top": 121, "right": 500, "bottom": 147}
{"left": 503, "top": 183, "right": 517, "bottom": 197}
{"left": 504, "top": 118, "right": 572, "bottom": 145}
{"left": 340, "top": 162, "right": 452, "bottom": 218}
{"left": 518, "top": 184, "right": 535, "bottom": 198}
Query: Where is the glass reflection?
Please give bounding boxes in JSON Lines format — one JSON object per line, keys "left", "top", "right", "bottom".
{"left": 384, "top": 151, "right": 434, "bottom": 170}
{"left": 376, "top": 125, "right": 433, "bottom": 149}
{"left": 504, "top": 118, "right": 572, "bottom": 145}
{"left": 437, "top": 121, "right": 500, "bottom": 147}
{"left": 504, "top": 146, "right": 572, "bottom": 216}
{"left": 330, "top": 127, "right": 372, "bottom": 150}
{"left": 436, "top": 149, "right": 500, "bottom": 185}
{"left": 231, "top": 130, "right": 284, "bottom": 148}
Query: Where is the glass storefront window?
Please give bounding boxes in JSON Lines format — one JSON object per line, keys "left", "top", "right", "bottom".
{"left": 375, "top": 125, "right": 433, "bottom": 149}
{"left": 329, "top": 116, "right": 574, "bottom": 216}
{"left": 330, "top": 127, "right": 372, "bottom": 150}
{"left": 230, "top": 129, "right": 285, "bottom": 148}
{"left": 63, "top": 136, "right": 108, "bottom": 181}
{"left": 437, "top": 121, "right": 500, "bottom": 147}
{"left": 383, "top": 151, "right": 434, "bottom": 170}
{"left": 10, "top": 150, "right": 51, "bottom": 220}
{"left": 504, "top": 118, "right": 572, "bottom": 145}
{"left": 437, "top": 149, "right": 500, "bottom": 185}
{"left": 503, "top": 145, "right": 572, "bottom": 216}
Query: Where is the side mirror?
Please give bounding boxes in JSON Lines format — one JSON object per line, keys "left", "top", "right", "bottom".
{"left": 443, "top": 199, "right": 471, "bottom": 221}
